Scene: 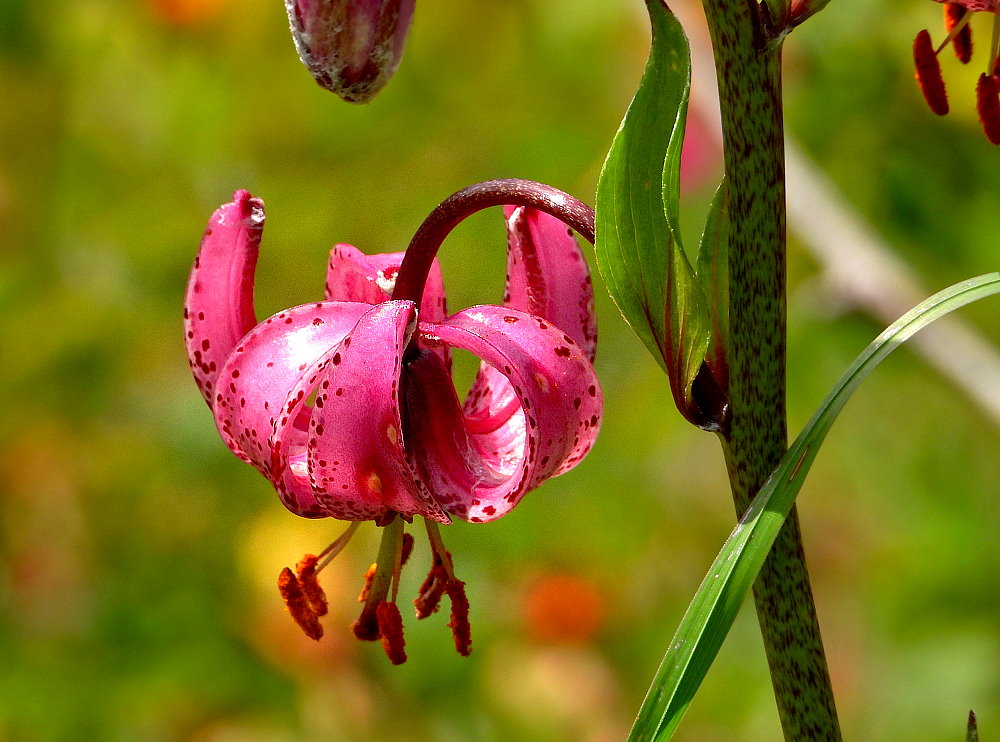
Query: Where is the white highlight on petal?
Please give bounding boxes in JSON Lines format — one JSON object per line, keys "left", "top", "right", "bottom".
{"left": 375, "top": 269, "right": 397, "bottom": 295}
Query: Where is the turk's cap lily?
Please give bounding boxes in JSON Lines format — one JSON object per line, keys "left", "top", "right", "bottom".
{"left": 285, "top": 0, "right": 414, "bottom": 103}
{"left": 184, "top": 189, "right": 600, "bottom": 525}
{"left": 184, "top": 184, "right": 601, "bottom": 662}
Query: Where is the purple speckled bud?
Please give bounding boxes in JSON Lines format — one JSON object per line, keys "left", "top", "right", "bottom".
{"left": 284, "top": 0, "right": 415, "bottom": 103}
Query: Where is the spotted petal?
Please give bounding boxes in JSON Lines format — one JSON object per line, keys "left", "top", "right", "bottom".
{"left": 326, "top": 244, "right": 451, "bottom": 369}
{"left": 302, "top": 301, "right": 448, "bottom": 522}
{"left": 407, "top": 306, "right": 603, "bottom": 523}
{"left": 463, "top": 206, "right": 597, "bottom": 442}
{"left": 931, "top": 0, "right": 998, "bottom": 13}
{"left": 214, "top": 301, "right": 372, "bottom": 516}
{"left": 503, "top": 205, "right": 597, "bottom": 358}
{"left": 325, "top": 244, "right": 448, "bottom": 321}
{"left": 184, "top": 190, "right": 264, "bottom": 405}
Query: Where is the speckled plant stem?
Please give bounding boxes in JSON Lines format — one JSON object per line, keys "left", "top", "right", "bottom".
{"left": 702, "top": 1, "right": 842, "bottom": 739}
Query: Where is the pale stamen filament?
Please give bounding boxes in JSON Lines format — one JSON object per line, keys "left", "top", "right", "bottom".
{"left": 315, "top": 520, "right": 361, "bottom": 573}
{"left": 935, "top": 8, "right": 974, "bottom": 55}
{"left": 424, "top": 519, "right": 457, "bottom": 581}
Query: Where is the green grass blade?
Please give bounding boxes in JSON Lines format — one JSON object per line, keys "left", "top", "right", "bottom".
{"left": 628, "top": 273, "right": 1000, "bottom": 742}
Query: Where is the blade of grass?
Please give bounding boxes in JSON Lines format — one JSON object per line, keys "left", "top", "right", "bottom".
{"left": 629, "top": 273, "right": 1000, "bottom": 741}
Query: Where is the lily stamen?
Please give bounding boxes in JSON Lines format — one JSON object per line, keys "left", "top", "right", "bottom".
{"left": 278, "top": 567, "right": 324, "bottom": 640}
{"left": 937, "top": 4, "right": 974, "bottom": 56}
{"left": 314, "top": 520, "right": 361, "bottom": 573}
{"left": 914, "top": 0, "right": 1000, "bottom": 143}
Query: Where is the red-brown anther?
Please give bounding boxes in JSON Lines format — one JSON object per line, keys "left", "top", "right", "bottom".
{"left": 296, "top": 554, "right": 328, "bottom": 617}
{"left": 915, "top": 29, "right": 951, "bottom": 114}
{"left": 278, "top": 567, "right": 324, "bottom": 640}
{"left": 945, "top": 3, "right": 974, "bottom": 63}
{"left": 400, "top": 532, "right": 414, "bottom": 567}
{"left": 357, "top": 562, "right": 377, "bottom": 603}
{"left": 445, "top": 580, "right": 472, "bottom": 657}
{"left": 376, "top": 601, "right": 408, "bottom": 665}
{"left": 976, "top": 72, "right": 1000, "bottom": 143}
{"left": 414, "top": 561, "right": 449, "bottom": 619}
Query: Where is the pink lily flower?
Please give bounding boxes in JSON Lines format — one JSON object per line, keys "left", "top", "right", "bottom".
{"left": 184, "top": 182, "right": 602, "bottom": 662}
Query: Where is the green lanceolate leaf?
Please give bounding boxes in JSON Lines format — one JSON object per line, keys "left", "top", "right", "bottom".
{"left": 696, "top": 180, "right": 729, "bottom": 392}
{"left": 595, "top": 0, "right": 710, "bottom": 422}
{"left": 628, "top": 274, "right": 1000, "bottom": 742}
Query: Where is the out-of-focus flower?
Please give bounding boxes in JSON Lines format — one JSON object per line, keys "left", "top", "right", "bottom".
{"left": 679, "top": 107, "right": 722, "bottom": 194}
{"left": 914, "top": 1, "right": 1000, "bottom": 143}
{"left": 147, "top": 0, "right": 228, "bottom": 25}
{"left": 284, "top": 0, "right": 414, "bottom": 103}
{"left": 184, "top": 185, "right": 602, "bottom": 662}
{"left": 522, "top": 573, "right": 605, "bottom": 644}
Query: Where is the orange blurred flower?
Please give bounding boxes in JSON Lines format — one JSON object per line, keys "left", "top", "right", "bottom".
{"left": 147, "top": 0, "right": 228, "bottom": 26}
{"left": 522, "top": 573, "right": 605, "bottom": 644}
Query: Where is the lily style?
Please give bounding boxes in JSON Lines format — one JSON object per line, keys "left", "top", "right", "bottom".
{"left": 184, "top": 182, "right": 602, "bottom": 663}
{"left": 914, "top": 0, "right": 1000, "bottom": 142}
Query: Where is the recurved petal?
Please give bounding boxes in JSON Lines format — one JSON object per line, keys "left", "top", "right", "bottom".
{"left": 326, "top": 244, "right": 450, "bottom": 370}
{"left": 461, "top": 207, "right": 597, "bottom": 437}
{"left": 303, "top": 301, "right": 448, "bottom": 522}
{"left": 503, "top": 205, "right": 597, "bottom": 359}
{"left": 184, "top": 190, "right": 264, "bottom": 405}
{"left": 214, "top": 301, "right": 372, "bottom": 517}
{"left": 325, "top": 245, "right": 448, "bottom": 321}
{"left": 931, "top": 0, "right": 999, "bottom": 12}
{"left": 411, "top": 307, "right": 603, "bottom": 523}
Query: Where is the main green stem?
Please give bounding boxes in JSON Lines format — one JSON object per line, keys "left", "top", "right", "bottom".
{"left": 701, "top": 2, "right": 842, "bottom": 739}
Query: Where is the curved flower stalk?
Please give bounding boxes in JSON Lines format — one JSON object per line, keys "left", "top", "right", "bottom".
{"left": 914, "top": 0, "right": 1000, "bottom": 143}
{"left": 184, "top": 182, "right": 602, "bottom": 663}
{"left": 285, "top": 0, "right": 414, "bottom": 103}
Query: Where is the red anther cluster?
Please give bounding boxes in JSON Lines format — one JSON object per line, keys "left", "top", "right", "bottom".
{"left": 914, "top": 28, "right": 950, "bottom": 114}
{"left": 414, "top": 552, "right": 449, "bottom": 619}
{"left": 278, "top": 565, "right": 326, "bottom": 641}
{"left": 945, "top": 3, "right": 974, "bottom": 62}
{"left": 914, "top": 1, "right": 1000, "bottom": 143}
{"left": 296, "top": 554, "right": 328, "bottom": 617}
{"left": 445, "top": 581, "right": 472, "bottom": 656}
{"left": 976, "top": 72, "right": 1000, "bottom": 142}
{"left": 411, "top": 545, "right": 472, "bottom": 655}
{"left": 376, "top": 601, "right": 408, "bottom": 665}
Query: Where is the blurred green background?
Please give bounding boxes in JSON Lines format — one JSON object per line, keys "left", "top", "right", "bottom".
{"left": 2, "top": 0, "right": 999, "bottom": 740}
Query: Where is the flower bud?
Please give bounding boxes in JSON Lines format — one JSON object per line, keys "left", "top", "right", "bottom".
{"left": 284, "top": 0, "right": 414, "bottom": 103}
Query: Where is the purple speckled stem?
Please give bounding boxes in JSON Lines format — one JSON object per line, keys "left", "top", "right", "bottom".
{"left": 703, "top": 0, "right": 842, "bottom": 738}
{"left": 392, "top": 179, "right": 595, "bottom": 306}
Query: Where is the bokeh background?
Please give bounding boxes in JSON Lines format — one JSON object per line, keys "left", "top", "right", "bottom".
{"left": 2, "top": 0, "right": 999, "bottom": 739}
